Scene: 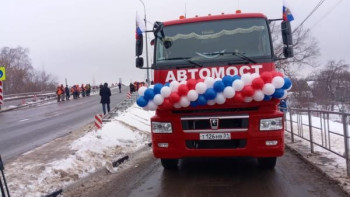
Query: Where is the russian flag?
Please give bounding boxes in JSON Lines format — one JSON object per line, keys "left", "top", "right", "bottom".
{"left": 136, "top": 12, "right": 145, "bottom": 39}
{"left": 283, "top": 0, "right": 294, "bottom": 22}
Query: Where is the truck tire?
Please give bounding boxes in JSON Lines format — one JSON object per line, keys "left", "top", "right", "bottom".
{"left": 258, "top": 157, "right": 276, "bottom": 169}
{"left": 161, "top": 159, "right": 178, "bottom": 170}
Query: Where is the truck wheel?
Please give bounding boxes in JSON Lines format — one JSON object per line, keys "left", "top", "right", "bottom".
{"left": 258, "top": 157, "right": 276, "bottom": 169}
{"left": 161, "top": 159, "right": 178, "bottom": 170}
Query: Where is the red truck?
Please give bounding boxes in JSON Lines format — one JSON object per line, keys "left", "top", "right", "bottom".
{"left": 136, "top": 11, "right": 293, "bottom": 170}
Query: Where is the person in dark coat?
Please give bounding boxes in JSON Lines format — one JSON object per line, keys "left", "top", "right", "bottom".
{"left": 100, "top": 82, "right": 111, "bottom": 115}
{"left": 65, "top": 85, "right": 70, "bottom": 100}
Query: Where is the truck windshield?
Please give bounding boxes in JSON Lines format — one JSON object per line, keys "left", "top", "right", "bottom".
{"left": 155, "top": 18, "right": 272, "bottom": 68}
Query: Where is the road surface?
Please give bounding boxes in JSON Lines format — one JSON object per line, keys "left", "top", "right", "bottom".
{"left": 0, "top": 86, "right": 128, "bottom": 162}
{"left": 64, "top": 147, "right": 348, "bottom": 197}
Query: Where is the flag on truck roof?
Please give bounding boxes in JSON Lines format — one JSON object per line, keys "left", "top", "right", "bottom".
{"left": 136, "top": 12, "right": 145, "bottom": 39}
{"left": 283, "top": 0, "right": 294, "bottom": 22}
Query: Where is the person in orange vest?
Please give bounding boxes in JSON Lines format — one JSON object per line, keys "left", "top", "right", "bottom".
{"left": 56, "top": 85, "right": 63, "bottom": 102}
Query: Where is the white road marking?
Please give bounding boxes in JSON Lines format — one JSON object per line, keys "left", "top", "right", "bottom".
{"left": 19, "top": 118, "right": 30, "bottom": 122}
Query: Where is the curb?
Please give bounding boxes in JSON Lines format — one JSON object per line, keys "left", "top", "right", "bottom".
{"left": 112, "top": 155, "right": 129, "bottom": 168}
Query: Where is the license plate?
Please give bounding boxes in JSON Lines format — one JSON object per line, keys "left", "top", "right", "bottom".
{"left": 199, "top": 133, "right": 231, "bottom": 140}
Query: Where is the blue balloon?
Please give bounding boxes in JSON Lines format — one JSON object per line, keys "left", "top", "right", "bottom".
{"left": 153, "top": 83, "right": 163, "bottom": 94}
{"left": 197, "top": 95, "right": 207, "bottom": 106}
{"left": 222, "top": 76, "right": 234, "bottom": 87}
{"left": 204, "top": 88, "right": 217, "bottom": 100}
{"left": 272, "top": 88, "right": 285, "bottom": 99}
{"left": 213, "top": 80, "right": 225, "bottom": 92}
{"left": 164, "top": 82, "right": 170, "bottom": 87}
{"left": 190, "top": 101, "right": 198, "bottom": 107}
{"left": 264, "top": 95, "right": 272, "bottom": 101}
{"left": 232, "top": 75, "right": 241, "bottom": 81}
{"left": 144, "top": 88, "right": 155, "bottom": 100}
{"left": 282, "top": 77, "right": 292, "bottom": 89}
{"left": 136, "top": 96, "right": 148, "bottom": 107}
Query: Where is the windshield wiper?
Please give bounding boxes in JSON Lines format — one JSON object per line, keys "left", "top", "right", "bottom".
{"left": 208, "top": 51, "right": 257, "bottom": 64}
{"left": 162, "top": 57, "right": 203, "bottom": 68}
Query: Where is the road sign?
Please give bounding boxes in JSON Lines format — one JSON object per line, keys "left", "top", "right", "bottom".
{"left": 0, "top": 67, "right": 6, "bottom": 81}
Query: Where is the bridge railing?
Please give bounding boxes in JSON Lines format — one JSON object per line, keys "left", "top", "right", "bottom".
{"left": 284, "top": 108, "right": 350, "bottom": 176}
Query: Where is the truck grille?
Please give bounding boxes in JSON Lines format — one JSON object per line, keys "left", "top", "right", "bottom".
{"left": 181, "top": 115, "right": 249, "bottom": 132}
{"left": 186, "top": 139, "right": 246, "bottom": 149}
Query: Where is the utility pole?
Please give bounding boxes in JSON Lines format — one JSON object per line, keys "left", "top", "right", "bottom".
{"left": 138, "top": 0, "right": 150, "bottom": 87}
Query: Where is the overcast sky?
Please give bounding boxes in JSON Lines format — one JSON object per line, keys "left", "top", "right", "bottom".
{"left": 0, "top": 0, "right": 348, "bottom": 85}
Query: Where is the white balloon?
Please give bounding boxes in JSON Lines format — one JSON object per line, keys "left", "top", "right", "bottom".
{"left": 251, "top": 73, "right": 259, "bottom": 80}
{"left": 138, "top": 86, "right": 147, "bottom": 96}
{"left": 153, "top": 94, "right": 164, "bottom": 105}
{"left": 223, "top": 87, "right": 235, "bottom": 99}
{"left": 262, "top": 83, "right": 275, "bottom": 95}
{"left": 281, "top": 90, "right": 288, "bottom": 99}
{"left": 160, "top": 86, "right": 171, "bottom": 98}
{"left": 244, "top": 97, "right": 253, "bottom": 103}
{"left": 174, "top": 103, "right": 181, "bottom": 108}
{"left": 149, "top": 85, "right": 155, "bottom": 89}
{"left": 207, "top": 100, "right": 216, "bottom": 105}
{"left": 187, "top": 90, "right": 199, "bottom": 101}
{"left": 179, "top": 80, "right": 187, "bottom": 85}
{"left": 170, "top": 81, "right": 180, "bottom": 92}
{"left": 241, "top": 73, "right": 252, "bottom": 85}
{"left": 204, "top": 77, "right": 215, "bottom": 88}
{"left": 272, "top": 76, "right": 285, "bottom": 89}
{"left": 215, "top": 93, "right": 226, "bottom": 104}
{"left": 146, "top": 101, "right": 157, "bottom": 110}
{"left": 253, "top": 90, "right": 264, "bottom": 101}
{"left": 180, "top": 96, "right": 190, "bottom": 107}
{"left": 195, "top": 82, "right": 207, "bottom": 94}
{"left": 233, "top": 80, "right": 244, "bottom": 91}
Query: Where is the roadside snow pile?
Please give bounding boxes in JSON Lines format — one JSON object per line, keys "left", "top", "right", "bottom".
{"left": 5, "top": 104, "right": 154, "bottom": 197}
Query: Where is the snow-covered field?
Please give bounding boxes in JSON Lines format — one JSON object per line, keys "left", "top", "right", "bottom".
{"left": 4, "top": 104, "right": 154, "bottom": 197}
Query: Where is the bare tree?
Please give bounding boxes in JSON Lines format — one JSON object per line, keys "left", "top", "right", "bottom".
{"left": 0, "top": 46, "right": 58, "bottom": 94}
{"left": 270, "top": 22, "right": 320, "bottom": 76}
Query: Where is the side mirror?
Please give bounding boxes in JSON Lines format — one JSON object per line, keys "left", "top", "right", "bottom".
{"left": 153, "top": 21, "right": 164, "bottom": 39}
{"left": 136, "top": 34, "right": 143, "bottom": 56}
{"left": 136, "top": 57, "right": 144, "bottom": 68}
{"left": 281, "top": 21, "right": 294, "bottom": 58}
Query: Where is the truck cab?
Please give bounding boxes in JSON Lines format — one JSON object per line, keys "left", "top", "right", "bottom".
{"left": 136, "top": 12, "right": 293, "bottom": 170}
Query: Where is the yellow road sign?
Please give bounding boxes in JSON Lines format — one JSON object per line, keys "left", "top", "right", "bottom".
{"left": 0, "top": 67, "right": 5, "bottom": 81}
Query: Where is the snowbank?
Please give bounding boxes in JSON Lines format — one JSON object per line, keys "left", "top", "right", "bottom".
{"left": 5, "top": 104, "right": 154, "bottom": 197}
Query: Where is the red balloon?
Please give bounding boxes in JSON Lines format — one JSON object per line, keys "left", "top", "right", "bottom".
{"left": 242, "top": 85, "right": 254, "bottom": 97}
{"left": 234, "top": 92, "right": 244, "bottom": 102}
{"left": 260, "top": 72, "right": 273, "bottom": 83}
{"left": 187, "top": 79, "right": 197, "bottom": 90}
{"left": 271, "top": 71, "right": 284, "bottom": 77}
{"left": 169, "top": 92, "right": 180, "bottom": 103}
{"left": 252, "top": 77, "right": 264, "bottom": 90}
{"left": 178, "top": 84, "right": 189, "bottom": 96}
{"left": 160, "top": 98, "right": 173, "bottom": 109}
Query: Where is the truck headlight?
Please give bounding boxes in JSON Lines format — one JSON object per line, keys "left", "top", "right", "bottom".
{"left": 152, "top": 122, "right": 172, "bottom": 133}
{"left": 260, "top": 118, "right": 283, "bottom": 131}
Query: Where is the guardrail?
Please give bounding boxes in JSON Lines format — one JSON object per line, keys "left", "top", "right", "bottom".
{"left": 102, "top": 92, "right": 138, "bottom": 121}
{"left": 284, "top": 108, "right": 350, "bottom": 176}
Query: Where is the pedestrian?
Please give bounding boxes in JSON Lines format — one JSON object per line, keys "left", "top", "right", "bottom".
{"left": 65, "top": 85, "right": 70, "bottom": 100}
{"left": 100, "top": 82, "right": 111, "bottom": 115}
{"left": 60, "top": 84, "right": 65, "bottom": 101}
{"left": 118, "top": 82, "right": 122, "bottom": 93}
{"left": 56, "top": 85, "right": 62, "bottom": 102}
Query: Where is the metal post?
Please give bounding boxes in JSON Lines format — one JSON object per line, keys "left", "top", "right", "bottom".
{"left": 308, "top": 109, "right": 314, "bottom": 153}
{"left": 289, "top": 108, "right": 294, "bottom": 143}
{"left": 0, "top": 155, "right": 10, "bottom": 197}
{"left": 138, "top": 0, "right": 150, "bottom": 87}
{"left": 342, "top": 112, "right": 350, "bottom": 176}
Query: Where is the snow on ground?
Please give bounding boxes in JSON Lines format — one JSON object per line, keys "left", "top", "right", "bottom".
{"left": 4, "top": 104, "right": 154, "bottom": 197}
{"left": 284, "top": 112, "right": 350, "bottom": 194}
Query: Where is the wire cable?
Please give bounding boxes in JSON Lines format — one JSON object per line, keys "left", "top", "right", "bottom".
{"left": 310, "top": 0, "right": 343, "bottom": 29}
{"left": 294, "top": 0, "right": 326, "bottom": 31}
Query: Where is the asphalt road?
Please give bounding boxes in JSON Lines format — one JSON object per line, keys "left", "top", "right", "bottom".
{"left": 64, "top": 147, "right": 348, "bottom": 197}
{"left": 0, "top": 86, "right": 128, "bottom": 162}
